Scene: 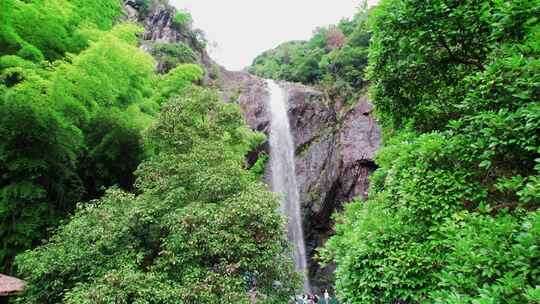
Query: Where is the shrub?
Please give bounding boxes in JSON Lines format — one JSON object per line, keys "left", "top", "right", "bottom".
{"left": 172, "top": 10, "right": 192, "bottom": 30}
{"left": 152, "top": 42, "right": 198, "bottom": 72}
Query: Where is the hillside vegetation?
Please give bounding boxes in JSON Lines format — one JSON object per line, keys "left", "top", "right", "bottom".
{"left": 2, "top": 0, "right": 539, "bottom": 302}
{"left": 0, "top": 0, "right": 148, "bottom": 273}
{"left": 248, "top": 7, "right": 371, "bottom": 104}
{"left": 320, "top": 0, "right": 540, "bottom": 303}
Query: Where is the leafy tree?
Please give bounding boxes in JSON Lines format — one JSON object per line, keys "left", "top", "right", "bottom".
{"left": 367, "top": 0, "right": 515, "bottom": 132}
{"left": 16, "top": 86, "right": 298, "bottom": 303}
{"left": 49, "top": 23, "right": 155, "bottom": 122}
{"left": 248, "top": 10, "right": 372, "bottom": 103}
{"left": 323, "top": 127, "right": 540, "bottom": 303}
{"left": 0, "top": 0, "right": 122, "bottom": 61}
{"left": 78, "top": 109, "right": 146, "bottom": 199}
{"left": 0, "top": 22, "right": 160, "bottom": 273}
{"left": 0, "top": 93, "right": 83, "bottom": 274}
{"left": 323, "top": 0, "right": 540, "bottom": 303}
{"left": 325, "top": 26, "right": 346, "bottom": 50}
{"left": 431, "top": 210, "right": 540, "bottom": 303}
{"left": 153, "top": 64, "right": 204, "bottom": 103}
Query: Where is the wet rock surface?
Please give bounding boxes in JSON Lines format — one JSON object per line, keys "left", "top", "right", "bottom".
{"left": 221, "top": 70, "right": 381, "bottom": 291}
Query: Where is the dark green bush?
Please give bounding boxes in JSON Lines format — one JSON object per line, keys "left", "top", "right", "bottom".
{"left": 323, "top": 0, "right": 540, "bottom": 303}
{"left": 151, "top": 42, "right": 198, "bottom": 72}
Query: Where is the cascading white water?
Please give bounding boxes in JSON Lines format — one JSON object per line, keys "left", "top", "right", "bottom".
{"left": 265, "top": 79, "right": 311, "bottom": 292}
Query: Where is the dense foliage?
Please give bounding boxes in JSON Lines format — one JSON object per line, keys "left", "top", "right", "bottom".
{"left": 151, "top": 42, "right": 198, "bottom": 73}
{"left": 16, "top": 85, "right": 298, "bottom": 303}
{"left": 0, "top": 0, "right": 122, "bottom": 62}
{"left": 248, "top": 5, "right": 371, "bottom": 103}
{"left": 322, "top": 0, "right": 540, "bottom": 303}
{"left": 0, "top": 0, "right": 205, "bottom": 278}
{"left": 0, "top": 0, "right": 161, "bottom": 273}
{"left": 6, "top": 0, "right": 540, "bottom": 302}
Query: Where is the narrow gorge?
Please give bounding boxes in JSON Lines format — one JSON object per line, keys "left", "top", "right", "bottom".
{"left": 124, "top": 0, "right": 382, "bottom": 291}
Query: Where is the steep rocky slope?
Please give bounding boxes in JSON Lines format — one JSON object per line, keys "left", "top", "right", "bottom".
{"left": 221, "top": 70, "right": 381, "bottom": 290}
{"left": 123, "top": 0, "right": 217, "bottom": 79}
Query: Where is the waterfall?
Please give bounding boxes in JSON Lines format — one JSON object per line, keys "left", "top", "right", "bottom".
{"left": 265, "top": 79, "right": 310, "bottom": 292}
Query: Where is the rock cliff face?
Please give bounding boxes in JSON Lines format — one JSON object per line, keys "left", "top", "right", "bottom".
{"left": 221, "top": 70, "right": 381, "bottom": 291}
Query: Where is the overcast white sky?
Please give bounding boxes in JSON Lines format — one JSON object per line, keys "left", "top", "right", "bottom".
{"left": 170, "top": 0, "right": 378, "bottom": 71}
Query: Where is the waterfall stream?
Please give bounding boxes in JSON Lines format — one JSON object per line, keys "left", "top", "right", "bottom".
{"left": 265, "top": 80, "right": 310, "bottom": 292}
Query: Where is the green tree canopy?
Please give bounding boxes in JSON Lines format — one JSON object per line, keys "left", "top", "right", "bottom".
{"left": 248, "top": 10, "right": 372, "bottom": 103}
{"left": 16, "top": 86, "right": 298, "bottom": 304}
{"left": 323, "top": 0, "right": 540, "bottom": 303}
{"left": 0, "top": 0, "right": 122, "bottom": 61}
{"left": 0, "top": 22, "right": 161, "bottom": 273}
